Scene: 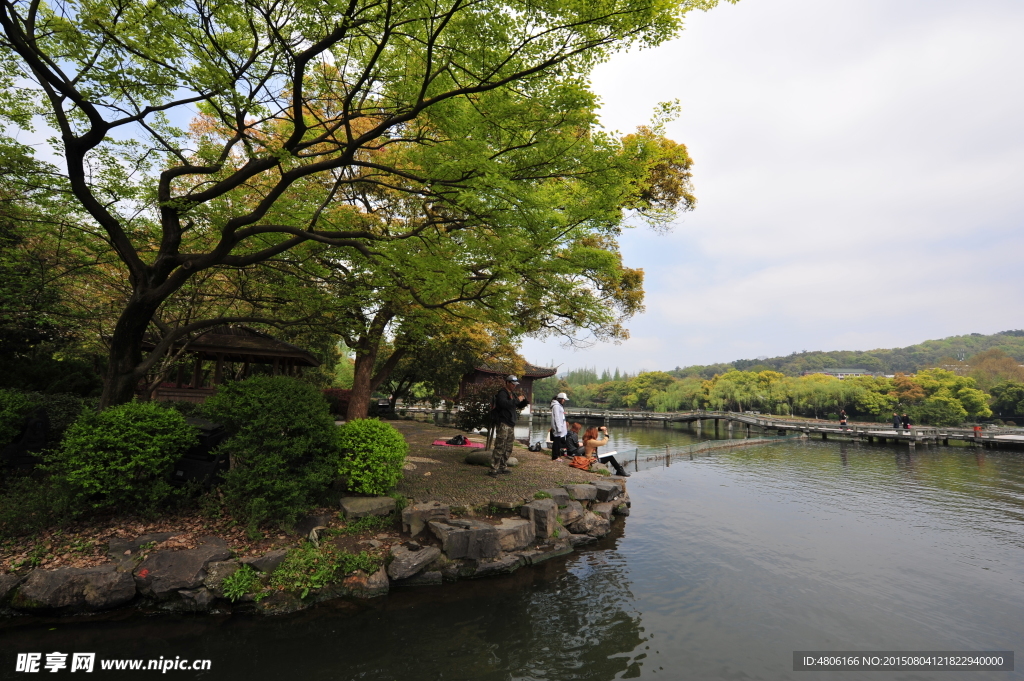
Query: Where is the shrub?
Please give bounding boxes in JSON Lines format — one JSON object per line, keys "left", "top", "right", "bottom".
{"left": 336, "top": 419, "right": 408, "bottom": 496}
{"left": 0, "top": 475, "right": 78, "bottom": 538}
{"left": 25, "top": 392, "right": 92, "bottom": 443}
{"left": 454, "top": 379, "right": 505, "bottom": 431}
{"left": 49, "top": 401, "right": 198, "bottom": 512}
{"left": 0, "top": 388, "right": 37, "bottom": 445}
{"left": 202, "top": 376, "right": 340, "bottom": 529}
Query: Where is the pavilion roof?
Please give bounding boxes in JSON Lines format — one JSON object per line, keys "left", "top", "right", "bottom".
{"left": 142, "top": 325, "right": 321, "bottom": 367}
{"left": 472, "top": 362, "right": 557, "bottom": 379}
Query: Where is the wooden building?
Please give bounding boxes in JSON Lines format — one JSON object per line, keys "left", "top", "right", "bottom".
{"left": 141, "top": 325, "right": 321, "bottom": 403}
{"left": 459, "top": 362, "right": 557, "bottom": 405}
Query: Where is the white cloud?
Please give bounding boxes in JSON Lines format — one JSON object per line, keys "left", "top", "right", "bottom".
{"left": 523, "top": 0, "right": 1024, "bottom": 373}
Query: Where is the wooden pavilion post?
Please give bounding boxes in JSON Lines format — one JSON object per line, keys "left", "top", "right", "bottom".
{"left": 214, "top": 353, "right": 225, "bottom": 384}
{"left": 192, "top": 356, "right": 202, "bottom": 388}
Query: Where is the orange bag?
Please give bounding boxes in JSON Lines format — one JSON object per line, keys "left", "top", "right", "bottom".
{"left": 569, "top": 456, "right": 594, "bottom": 470}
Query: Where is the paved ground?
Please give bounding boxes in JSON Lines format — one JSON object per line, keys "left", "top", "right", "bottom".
{"left": 390, "top": 418, "right": 604, "bottom": 507}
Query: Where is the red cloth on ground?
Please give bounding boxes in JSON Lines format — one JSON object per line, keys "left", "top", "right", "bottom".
{"left": 431, "top": 439, "right": 485, "bottom": 448}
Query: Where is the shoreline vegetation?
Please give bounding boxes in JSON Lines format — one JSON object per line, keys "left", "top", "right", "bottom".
{"left": 0, "top": 418, "right": 629, "bottom": 619}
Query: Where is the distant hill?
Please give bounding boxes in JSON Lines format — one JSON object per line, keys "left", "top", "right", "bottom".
{"left": 669, "top": 330, "right": 1024, "bottom": 379}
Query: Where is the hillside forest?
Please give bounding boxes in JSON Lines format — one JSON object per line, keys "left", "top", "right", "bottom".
{"left": 533, "top": 333, "right": 1024, "bottom": 427}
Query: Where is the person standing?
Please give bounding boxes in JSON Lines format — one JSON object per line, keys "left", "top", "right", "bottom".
{"left": 901, "top": 413, "right": 911, "bottom": 430}
{"left": 550, "top": 392, "right": 569, "bottom": 460}
{"left": 839, "top": 409, "right": 848, "bottom": 429}
{"left": 892, "top": 412, "right": 901, "bottom": 430}
{"left": 489, "top": 375, "right": 529, "bottom": 477}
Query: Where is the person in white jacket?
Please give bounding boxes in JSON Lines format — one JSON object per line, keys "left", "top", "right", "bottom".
{"left": 550, "top": 392, "right": 568, "bottom": 460}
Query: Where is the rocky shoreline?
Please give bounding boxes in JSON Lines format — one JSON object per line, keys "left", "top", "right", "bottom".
{"left": 0, "top": 478, "right": 629, "bottom": 618}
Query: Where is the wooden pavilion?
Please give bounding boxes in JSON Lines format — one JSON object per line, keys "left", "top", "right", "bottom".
{"left": 141, "top": 325, "right": 321, "bottom": 403}
{"left": 458, "top": 362, "right": 556, "bottom": 405}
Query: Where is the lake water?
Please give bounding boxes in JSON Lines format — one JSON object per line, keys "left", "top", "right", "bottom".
{"left": 4, "top": 423, "right": 1023, "bottom": 680}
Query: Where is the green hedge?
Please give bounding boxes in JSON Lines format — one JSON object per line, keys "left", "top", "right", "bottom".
{"left": 202, "top": 376, "right": 340, "bottom": 529}
{"left": 0, "top": 388, "right": 35, "bottom": 445}
{"left": 50, "top": 401, "right": 198, "bottom": 512}
{"left": 336, "top": 419, "right": 407, "bottom": 496}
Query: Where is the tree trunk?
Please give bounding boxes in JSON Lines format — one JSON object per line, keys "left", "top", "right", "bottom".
{"left": 99, "top": 296, "right": 162, "bottom": 409}
{"left": 347, "top": 348, "right": 378, "bottom": 421}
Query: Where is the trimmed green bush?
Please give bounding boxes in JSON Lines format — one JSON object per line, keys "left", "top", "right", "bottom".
{"left": 202, "top": 376, "right": 340, "bottom": 529}
{"left": 336, "top": 419, "right": 407, "bottom": 496}
{"left": 49, "top": 401, "right": 198, "bottom": 512}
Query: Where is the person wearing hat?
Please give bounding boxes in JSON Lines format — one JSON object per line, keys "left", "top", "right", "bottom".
{"left": 489, "top": 375, "right": 530, "bottom": 477}
{"left": 550, "top": 392, "right": 569, "bottom": 460}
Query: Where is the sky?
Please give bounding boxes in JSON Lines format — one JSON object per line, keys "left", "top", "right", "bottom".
{"left": 522, "top": 0, "right": 1024, "bottom": 374}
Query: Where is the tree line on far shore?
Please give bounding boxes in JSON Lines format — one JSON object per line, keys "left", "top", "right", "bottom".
{"left": 533, "top": 348, "right": 1024, "bottom": 427}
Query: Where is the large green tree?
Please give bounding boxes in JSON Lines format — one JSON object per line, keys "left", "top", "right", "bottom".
{"left": 0, "top": 0, "right": 726, "bottom": 408}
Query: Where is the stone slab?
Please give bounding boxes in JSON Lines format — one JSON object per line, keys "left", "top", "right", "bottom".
{"left": 387, "top": 545, "right": 442, "bottom": 580}
{"left": 11, "top": 565, "right": 136, "bottom": 613}
{"left": 429, "top": 519, "right": 501, "bottom": 560}
{"left": 473, "top": 554, "right": 525, "bottom": 577}
{"left": 592, "top": 481, "right": 621, "bottom": 502}
{"left": 402, "top": 500, "right": 450, "bottom": 538}
{"left": 520, "top": 498, "right": 558, "bottom": 540}
{"left": 591, "top": 502, "right": 614, "bottom": 522}
{"left": 340, "top": 496, "right": 396, "bottom": 520}
{"left": 203, "top": 560, "right": 240, "bottom": 598}
{"left": 568, "top": 533, "right": 597, "bottom": 547}
{"left": 520, "top": 542, "right": 573, "bottom": 565}
{"left": 393, "top": 570, "right": 443, "bottom": 586}
{"left": 107, "top": 532, "right": 180, "bottom": 571}
{"left": 494, "top": 518, "right": 535, "bottom": 551}
{"left": 134, "top": 536, "right": 231, "bottom": 599}
{"left": 558, "top": 500, "right": 585, "bottom": 525}
{"left": 240, "top": 549, "right": 288, "bottom": 574}
{"left": 0, "top": 573, "right": 24, "bottom": 604}
{"left": 342, "top": 567, "right": 390, "bottom": 598}
{"left": 564, "top": 484, "right": 598, "bottom": 502}
{"left": 539, "top": 488, "right": 571, "bottom": 506}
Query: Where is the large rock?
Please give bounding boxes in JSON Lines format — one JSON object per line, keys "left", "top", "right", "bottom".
{"left": 539, "top": 488, "right": 571, "bottom": 506}
{"left": 473, "top": 554, "right": 525, "bottom": 577}
{"left": 342, "top": 567, "right": 389, "bottom": 598}
{"left": 566, "top": 511, "right": 610, "bottom": 538}
{"left": 295, "top": 513, "right": 333, "bottom": 538}
{"left": 0, "top": 573, "right": 24, "bottom": 604}
{"left": 340, "top": 496, "right": 396, "bottom": 520}
{"left": 614, "top": 502, "right": 630, "bottom": 517}
{"left": 393, "top": 571, "right": 443, "bottom": 586}
{"left": 429, "top": 519, "right": 500, "bottom": 560}
{"left": 240, "top": 549, "right": 288, "bottom": 574}
{"left": 494, "top": 518, "right": 535, "bottom": 551}
{"left": 465, "top": 452, "right": 517, "bottom": 467}
{"left": 520, "top": 498, "right": 558, "bottom": 540}
{"left": 592, "top": 481, "right": 621, "bottom": 502}
{"left": 203, "top": 560, "right": 240, "bottom": 598}
{"left": 11, "top": 565, "right": 136, "bottom": 613}
{"left": 178, "top": 587, "right": 215, "bottom": 612}
{"left": 402, "top": 501, "right": 450, "bottom": 538}
{"left": 107, "top": 532, "right": 179, "bottom": 570}
{"left": 387, "top": 545, "right": 442, "bottom": 580}
{"left": 558, "top": 500, "right": 585, "bottom": 525}
{"left": 134, "top": 536, "right": 231, "bottom": 599}
{"left": 591, "top": 502, "right": 614, "bottom": 522}
{"left": 568, "top": 533, "right": 596, "bottom": 547}
{"left": 564, "top": 484, "right": 598, "bottom": 502}
{"left": 519, "top": 542, "right": 573, "bottom": 565}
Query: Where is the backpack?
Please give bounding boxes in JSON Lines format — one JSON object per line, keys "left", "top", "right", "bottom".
{"left": 445, "top": 434, "right": 468, "bottom": 446}
{"left": 528, "top": 441, "right": 543, "bottom": 452}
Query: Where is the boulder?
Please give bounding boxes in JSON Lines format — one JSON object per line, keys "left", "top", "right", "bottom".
{"left": 0, "top": 573, "right": 24, "bottom": 604}
{"left": 473, "top": 554, "right": 525, "bottom": 577}
{"left": 494, "top": 518, "right": 535, "bottom": 551}
{"left": 340, "top": 496, "right": 396, "bottom": 520}
{"left": 591, "top": 502, "right": 614, "bottom": 522}
{"left": 520, "top": 498, "right": 558, "bottom": 540}
{"left": 539, "top": 488, "right": 571, "bottom": 506}
{"left": 558, "top": 500, "right": 585, "bottom": 525}
{"left": 566, "top": 511, "right": 610, "bottom": 538}
{"left": 203, "top": 560, "right": 240, "bottom": 598}
{"left": 240, "top": 549, "right": 288, "bottom": 574}
{"left": 465, "top": 453, "right": 517, "bottom": 467}
{"left": 393, "top": 570, "right": 443, "bottom": 586}
{"left": 402, "top": 500, "right": 451, "bottom": 538}
{"left": 592, "top": 481, "right": 621, "bottom": 502}
{"left": 178, "top": 587, "right": 215, "bottom": 612}
{"left": 387, "top": 545, "right": 442, "bottom": 580}
{"left": 134, "top": 536, "right": 231, "bottom": 599}
{"left": 107, "top": 532, "right": 179, "bottom": 570}
{"left": 614, "top": 502, "right": 630, "bottom": 517}
{"left": 564, "top": 484, "right": 598, "bottom": 502}
{"left": 519, "top": 542, "right": 573, "bottom": 565}
{"left": 620, "top": 492, "right": 631, "bottom": 508}
{"left": 11, "top": 565, "right": 136, "bottom": 613}
{"left": 568, "top": 533, "right": 596, "bottom": 547}
{"left": 342, "top": 567, "right": 389, "bottom": 598}
{"left": 429, "top": 519, "right": 500, "bottom": 560}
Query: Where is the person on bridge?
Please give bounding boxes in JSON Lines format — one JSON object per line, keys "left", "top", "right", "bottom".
{"left": 550, "top": 392, "right": 569, "bottom": 460}
{"left": 582, "top": 425, "right": 630, "bottom": 477}
{"left": 839, "top": 409, "right": 848, "bottom": 429}
{"left": 901, "top": 413, "right": 911, "bottom": 430}
{"left": 892, "top": 412, "right": 902, "bottom": 429}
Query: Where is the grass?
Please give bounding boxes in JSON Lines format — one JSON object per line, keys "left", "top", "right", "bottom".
{"left": 269, "top": 541, "right": 384, "bottom": 598}
{"left": 335, "top": 513, "right": 395, "bottom": 536}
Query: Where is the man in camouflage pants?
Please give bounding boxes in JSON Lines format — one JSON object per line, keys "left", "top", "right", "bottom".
{"left": 490, "top": 375, "right": 529, "bottom": 477}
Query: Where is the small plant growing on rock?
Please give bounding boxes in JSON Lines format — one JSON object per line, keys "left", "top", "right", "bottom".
{"left": 222, "top": 564, "right": 266, "bottom": 602}
{"left": 270, "top": 541, "right": 383, "bottom": 598}
{"left": 336, "top": 419, "right": 408, "bottom": 496}
{"left": 533, "top": 491, "right": 552, "bottom": 500}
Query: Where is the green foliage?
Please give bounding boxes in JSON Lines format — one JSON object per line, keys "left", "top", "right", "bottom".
{"left": 202, "top": 376, "right": 341, "bottom": 529}
{"left": 222, "top": 564, "right": 266, "bottom": 602}
{"left": 0, "top": 475, "right": 78, "bottom": 539}
{"left": 595, "top": 468, "right": 611, "bottom": 476}
{"left": 336, "top": 419, "right": 408, "bottom": 496}
{"left": 455, "top": 379, "right": 506, "bottom": 432}
{"left": 49, "top": 402, "right": 197, "bottom": 512}
{"left": 990, "top": 381, "right": 1024, "bottom": 416}
{"left": 533, "top": 491, "right": 552, "bottom": 500}
{"left": 270, "top": 542, "right": 383, "bottom": 599}
{"left": 337, "top": 514, "right": 395, "bottom": 536}
{"left": 0, "top": 388, "right": 35, "bottom": 445}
